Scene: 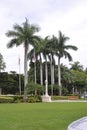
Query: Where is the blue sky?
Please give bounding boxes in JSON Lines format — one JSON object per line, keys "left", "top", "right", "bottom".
{"left": 0, "top": 0, "right": 87, "bottom": 73}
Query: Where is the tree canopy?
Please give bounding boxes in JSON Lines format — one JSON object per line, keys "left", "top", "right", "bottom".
{"left": 0, "top": 53, "right": 6, "bottom": 72}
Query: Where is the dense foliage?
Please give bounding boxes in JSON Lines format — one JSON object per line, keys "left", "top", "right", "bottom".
{"left": 0, "top": 53, "right": 6, "bottom": 72}
{"left": 0, "top": 72, "right": 24, "bottom": 95}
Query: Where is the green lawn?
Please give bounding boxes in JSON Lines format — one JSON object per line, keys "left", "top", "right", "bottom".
{"left": 0, "top": 102, "right": 87, "bottom": 130}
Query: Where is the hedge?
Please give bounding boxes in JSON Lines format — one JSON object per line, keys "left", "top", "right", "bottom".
{"left": 0, "top": 96, "right": 13, "bottom": 103}
{"left": 0, "top": 95, "right": 42, "bottom": 103}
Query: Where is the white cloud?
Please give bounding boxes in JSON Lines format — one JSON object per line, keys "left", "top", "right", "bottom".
{"left": 0, "top": 0, "right": 87, "bottom": 73}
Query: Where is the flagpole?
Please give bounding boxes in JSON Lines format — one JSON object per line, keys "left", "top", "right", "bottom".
{"left": 19, "top": 56, "right": 21, "bottom": 95}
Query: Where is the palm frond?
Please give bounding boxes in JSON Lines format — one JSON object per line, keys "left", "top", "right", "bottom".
{"left": 64, "top": 45, "right": 78, "bottom": 50}
{"left": 31, "top": 24, "right": 40, "bottom": 33}
{"left": 13, "top": 24, "right": 23, "bottom": 34}
{"left": 64, "top": 51, "right": 73, "bottom": 61}
{"left": 6, "top": 31, "right": 20, "bottom": 37}
{"left": 27, "top": 48, "right": 34, "bottom": 60}
{"left": 7, "top": 38, "right": 18, "bottom": 48}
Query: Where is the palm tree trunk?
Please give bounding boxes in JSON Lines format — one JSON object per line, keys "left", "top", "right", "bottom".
{"left": 58, "top": 57, "right": 62, "bottom": 96}
{"left": 45, "top": 57, "right": 48, "bottom": 88}
{"left": 40, "top": 60, "right": 43, "bottom": 85}
{"left": 50, "top": 55, "right": 53, "bottom": 95}
{"left": 34, "top": 60, "right": 36, "bottom": 84}
{"left": 34, "top": 50, "right": 37, "bottom": 95}
{"left": 52, "top": 64, "right": 55, "bottom": 84}
{"left": 24, "top": 46, "right": 28, "bottom": 101}
{"left": 34, "top": 61, "right": 37, "bottom": 95}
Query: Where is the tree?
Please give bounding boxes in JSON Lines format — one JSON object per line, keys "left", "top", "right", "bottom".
{"left": 28, "top": 48, "right": 39, "bottom": 95}
{"left": 54, "top": 31, "right": 78, "bottom": 96}
{"left": 71, "top": 70, "right": 87, "bottom": 94}
{"left": 0, "top": 53, "right": 6, "bottom": 72}
{"left": 6, "top": 18, "right": 40, "bottom": 101}
{"left": 70, "top": 61, "right": 83, "bottom": 71}
{"left": 29, "top": 36, "right": 50, "bottom": 86}
{"left": 41, "top": 36, "right": 50, "bottom": 88}
{"left": 28, "top": 39, "right": 40, "bottom": 84}
{"left": 46, "top": 36, "right": 56, "bottom": 95}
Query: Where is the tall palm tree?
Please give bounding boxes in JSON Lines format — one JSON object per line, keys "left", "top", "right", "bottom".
{"left": 55, "top": 31, "right": 78, "bottom": 96}
{"left": 28, "top": 38, "right": 42, "bottom": 84}
{"left": 28, "top": 48, "right": 37, "bottom": 83}
{"left": 40, "top": 36, "right": 50, "bottom": 88}
{"left": 32, "top": 36, "right": 50, "bottom": 86}
{"left": 6, "top": 18, "right": 40, "bottom": 101}
{"left": 39, "top": 37, "right": 49, "bottom": 86}
{"left": 46, "top": 36, "right": 56, "bottom": 95}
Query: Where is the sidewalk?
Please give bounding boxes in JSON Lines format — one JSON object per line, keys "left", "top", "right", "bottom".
{"left": 51, "top": 100, "right": 87, "bottom": 102}
{"left": 67, "top": 116, "right": 87, "bottom": 130}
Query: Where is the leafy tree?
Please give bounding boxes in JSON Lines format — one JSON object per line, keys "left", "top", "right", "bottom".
{"left": 71, "top": 70, "right": 87, "bottom": 94}
{"left": 6, "top": 19, "right": 40, "bottom": 101}
{"left": 0, "top": 72, "right": 24, "bottom": 94}
{"left": 26, "top": 82, "right": 44, "bottom": 95}
{"left": 60, "top": 64, "right": 74, "bottom": 94}
{"left": 0, "top": 53, "right": 6, "bottom": 72}
{"left": 84, "top": 67, "right": 87, "bottom": 74}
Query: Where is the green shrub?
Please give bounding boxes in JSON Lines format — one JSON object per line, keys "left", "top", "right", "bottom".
{"left": 0, "top": 96, "right": 13, "bottom": 103}
{"left": 26, "top": 82, "right": 44, "bottom": 95}
{"left": 13, "top": 95, "right": 23, "bottom": 103}
{"left": 0, "top": 95, "right": 42, "bottom": 103}
{"left": 51, "top": 96, "right": 68, "bottom": 100}
{"left": 27, "top": 95, "right": 42, "bottom": 103}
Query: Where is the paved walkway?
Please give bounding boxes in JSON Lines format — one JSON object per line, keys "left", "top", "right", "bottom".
{"left": 67, "top": 116, "right": 87, "bottom": 130}
{"left": 51, "top": 100, "right": 87, "bottom": 102}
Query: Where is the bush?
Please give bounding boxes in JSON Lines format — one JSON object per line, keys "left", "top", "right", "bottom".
{"left": 26, "top": 82, "right": 44, "bottom": 95}
{"left": 27, "top": 95, "right": 42, "bottom": 103}
{"left": 0, "top": 96, "right": 13, "bottom": 103}
{"left": 0, "top": 95, "right": 42, "bottom": 103}
{"left": 13, "top": 95, "right": 23, "bottom": 103}
{"left": 51, "top": 96, "right": 68, "bottom": 100}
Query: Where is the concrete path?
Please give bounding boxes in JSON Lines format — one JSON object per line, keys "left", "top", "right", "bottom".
{"left": 67, "top": 116, "right": 87, "bottom": 130}
{"left": 51, "top": 100, "right": 87, "bottom": 102}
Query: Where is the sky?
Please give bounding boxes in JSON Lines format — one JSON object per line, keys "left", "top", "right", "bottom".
{"left": 0, "top": 0, "right": 87, "bottom": 73}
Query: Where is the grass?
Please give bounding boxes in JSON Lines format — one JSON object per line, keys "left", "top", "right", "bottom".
{"left": 0, "top": 102, "right": 87, "bottom": 130}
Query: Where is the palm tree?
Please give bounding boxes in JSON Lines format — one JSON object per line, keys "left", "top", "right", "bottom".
{"left": 28, "top": 38, "right": 42, "bottom": 85}
{"left": 39, "top": 37, "right": 49, "bottom": 86}
{"left": 46, "top": 36, "right": 56, "bottom": 95}
{"left": 6, "top": 18, "right": 40, "bottom": 101}
{"left": 28, "top": 48, "right": 37, "bottom": 82}
{"left": 28, "top": 45, "right": 39, "bottom": 95}
{"left": 40, "top": 36, "right": 50, "bottom": 89}
{"left": 33, "top": 36, "right": 50, "bottom": 86}
{"left": 55, "top": 31, "right": 78, "bottom": 96}
{"left": 70, "top": 61, "right": 83, "bottom": 71}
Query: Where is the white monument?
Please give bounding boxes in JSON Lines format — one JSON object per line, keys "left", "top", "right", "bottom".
{"left": 42, "top": 80, "right": 51, "bottom": 102}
